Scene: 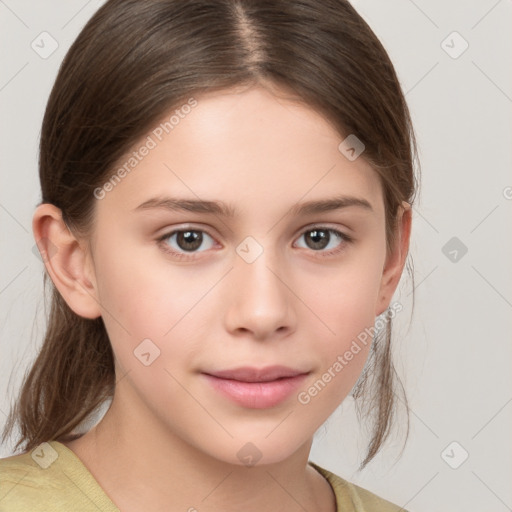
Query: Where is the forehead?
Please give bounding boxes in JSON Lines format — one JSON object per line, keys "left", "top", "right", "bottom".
{"left": 94, "top": 85, "right": 384, "bottom": 220}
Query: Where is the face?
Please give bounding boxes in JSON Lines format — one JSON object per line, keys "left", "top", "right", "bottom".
{"left": 83, "top": 85, "right": 396, "bottom": 465}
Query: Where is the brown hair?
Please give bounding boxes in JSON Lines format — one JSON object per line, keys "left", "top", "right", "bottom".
{"left": 2, "top": 0, "right": 419, "bottom": 469}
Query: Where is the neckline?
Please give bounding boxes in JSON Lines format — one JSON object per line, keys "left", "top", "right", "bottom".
{"left": 51, "top": 440, "right": 338, "bottom": 511}
{"left": 49, "top": 440, "right": 120, "bottom": 511}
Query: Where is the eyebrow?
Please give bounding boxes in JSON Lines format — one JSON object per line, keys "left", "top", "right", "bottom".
{"left": 133, "top": 194, "right": 373, "bottom": 217}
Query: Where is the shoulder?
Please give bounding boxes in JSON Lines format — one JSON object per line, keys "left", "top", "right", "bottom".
{"left": 309, "top": 461, "right": 408, "bottom": 512}
{"left": 0, "top": 440, "right": 119, "bottom": 512}
{"left": 0, "top": 443, "right": 58, "bottom": 511}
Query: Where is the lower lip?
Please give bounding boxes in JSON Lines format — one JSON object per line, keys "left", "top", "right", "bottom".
{"left": 202, "top": 373, "right": 309, "bottom": 409}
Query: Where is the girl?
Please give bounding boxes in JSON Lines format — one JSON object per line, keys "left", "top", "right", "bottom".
{"left": 1, "top": 0, "right": 418, "bottom": 510}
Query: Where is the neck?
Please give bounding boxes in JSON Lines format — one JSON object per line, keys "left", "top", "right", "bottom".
{"left": 63, "top": 387, "right": 336, "bottom": 512}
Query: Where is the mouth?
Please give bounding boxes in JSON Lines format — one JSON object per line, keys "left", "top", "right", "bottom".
{"left": 201, "top": 366, "right": 310, "bottom": 409}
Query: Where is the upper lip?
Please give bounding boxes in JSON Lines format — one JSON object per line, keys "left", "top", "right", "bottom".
{"left": 203, "top": 365, "right": 309, "bottom": 383}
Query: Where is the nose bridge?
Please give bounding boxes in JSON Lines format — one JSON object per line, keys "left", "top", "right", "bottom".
{"left": 236, "top": 234, "right": 285, "bottom": 302}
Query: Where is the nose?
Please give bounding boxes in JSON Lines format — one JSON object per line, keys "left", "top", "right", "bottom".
{"left": 223, "top": 245, "right": 297, "bottom": 341}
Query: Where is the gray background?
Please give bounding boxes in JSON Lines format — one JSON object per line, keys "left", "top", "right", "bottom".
{"left": 1, "top": 1, "right": 511, "bottom": 511}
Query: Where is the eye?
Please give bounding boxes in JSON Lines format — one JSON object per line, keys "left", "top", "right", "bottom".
{"left": 157, "top": 225, "right": 353, "bottom": 261}
{"left": 294, "top": 226, "right": 352, "bottom": 257}
{"left": 158, "top": 228, "right": 216, "bottom": 260}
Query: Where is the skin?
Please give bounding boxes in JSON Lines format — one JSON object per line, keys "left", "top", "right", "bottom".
{"left": 33, "top": 84, "right": 411, "bottom": 512}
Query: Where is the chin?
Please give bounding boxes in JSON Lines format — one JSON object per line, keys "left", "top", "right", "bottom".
{"left": 196, "top": 432, "right": 310, "bottom": 469}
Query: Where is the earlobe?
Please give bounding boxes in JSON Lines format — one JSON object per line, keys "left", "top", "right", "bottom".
{"left": 32, "top": 203, "right": 101, "bottom": 319}
{"left": 375, "top": 202, "right": 412, "bottom": 316}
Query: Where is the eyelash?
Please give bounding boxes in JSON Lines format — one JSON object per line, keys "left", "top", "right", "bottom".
{"left": 157, "top": 225, "right": 353, "bottom": 261}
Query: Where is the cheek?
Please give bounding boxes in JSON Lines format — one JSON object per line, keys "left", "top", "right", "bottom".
{"left": 310, "top": 250, "right": 385, "bottom": 336}
{"left": 302, "top": 248, "right": 385, "bottom": 387}
{"left": 91, "top": 236, "right": 218, "bottom": 371}
{"left": 93, "top": 233, "right": 187, "bottom": 331}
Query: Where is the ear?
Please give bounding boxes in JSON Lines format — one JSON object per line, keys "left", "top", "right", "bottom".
{"left": 375, "top": 201, "right": 412, "bottom": 316}
{"left": 32, "top": 203, "right": 101, "bottom": 319}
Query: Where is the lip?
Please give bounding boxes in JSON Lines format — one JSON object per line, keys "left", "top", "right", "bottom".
{"left": 202, "top": 366, "right": 310, "bottom": 409}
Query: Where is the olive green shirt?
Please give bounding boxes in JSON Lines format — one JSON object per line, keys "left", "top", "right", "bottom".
{"left": 0, "top": 441, "right": 406, "bottom": 511}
